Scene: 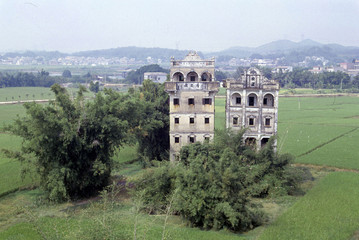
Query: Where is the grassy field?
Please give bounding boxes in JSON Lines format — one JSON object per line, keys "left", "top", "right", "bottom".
{"left": 258, "top": 172, "right": 359, "bottom": 240}
{"left": 277, "top": 96, "right": 359, "bottom": 169}
{"left": 0, "top": 87, "right": 94, "bottom": 102}
{"left": 0, "top": 134, "right": 36, "bottom": 196}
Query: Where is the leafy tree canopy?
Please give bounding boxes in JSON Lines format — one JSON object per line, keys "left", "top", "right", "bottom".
{"left": 125, "top": 64, "right": 169, "bottom": 84}
{"left": 129, "top": 79, "right": 169, "bottom": 163}
{"left": 6, "top": 84, "right": 143, "bottom": 201}
{"left": 62, "top": 69, "right": 72, "bottom": 78}
{"left": 132, "top": 130, "right": 303, "bottom": 232}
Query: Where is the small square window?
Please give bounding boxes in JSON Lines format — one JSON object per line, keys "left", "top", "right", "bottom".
{"left": 175, "top": 137, "right": 179, "bottom": 143}
{"left": 236, "top": 97, "right": 241, "bottom": 104}
{"left": 204, "top": 137, "right": 210, "bottom": 141}
{"left": 203, "top": 98, "right": 212, "bottom": 105}
{"left": 173, "top": 98, "right": 179, "bottom": 105}
{"left": 175, "top": 118, "right": 179, "bottom": 124}
{"left": 249, "top": 118, "right": 254, "bottom": 126}
{"left": 251, "top": 82, "right": 255, "bottom": 87}
{"left": 190, "top": 76, "right": 196, "bottom": 81}
{"left": 233, "top": 117, "right": 238, "bottom": 125}
{"left": 190, "top": 117, "right": 195, "bottom": 124}
{"left": 265, "top": 118, "right": 271, "bottom": 126}
{"left": 205, "top": 117, "right": 210, "bottom": 124}
{"left": 189, "top": 136, "right": 195, "bottom": 143}
{"left": 188, "top": 98, "right": 194, "bottom": 105}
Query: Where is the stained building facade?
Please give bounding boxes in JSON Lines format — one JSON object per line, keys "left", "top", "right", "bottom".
{"left": 225, "top": 68, "right": 279, "bottom": 148}
{"left": 165, "top": 51, "right": 219, "bottom": 160}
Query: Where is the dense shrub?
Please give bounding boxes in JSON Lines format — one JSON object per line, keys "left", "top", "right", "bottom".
{"left": 132, "top": 130, "right": 301, "bottom": 232}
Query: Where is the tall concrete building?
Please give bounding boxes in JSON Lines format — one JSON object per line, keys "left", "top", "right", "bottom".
{"left": 225, "top": 67, "right": 279, "bottom": 148}
{"left": 165, "top": 51, "right": 219, "bottom": 160}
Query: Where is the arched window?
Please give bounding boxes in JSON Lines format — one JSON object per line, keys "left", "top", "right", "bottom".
{"left": 231, "top": 93, "right": 241, "bottom": 105}
{"left": 263, "top": 94, "right": 274, "bottom": 107}
{"left": 245, "top": 137, "right": 257, "bottom": 147}
{"left": 261, "top": 138, "right": 269, "bottom": 147}
{"left": 201, "top": 72, "right": 212, "bottom": 82}
{"left": 247, "top": 93, "right": 258, "bottom": 107}
{"left": 187, "top": 72, "right": 198, "bottom": 82}
{"left": 173, "top": 72, "right": 184, "bottom": 81}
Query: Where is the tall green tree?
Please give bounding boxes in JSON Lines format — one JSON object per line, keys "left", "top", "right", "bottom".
{"left": 131, "top": 79, "right": 169, "bottom": 162}
{"left": 7, "top": 84, "right": 138, "bottom": 201}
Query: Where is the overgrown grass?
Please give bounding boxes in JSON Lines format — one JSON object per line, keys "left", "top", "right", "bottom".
{"left": 0, "top": 188, "right": 246, "bottom": 240}
{"left": 258, "top": 172, "right": 359, "bottom": 240}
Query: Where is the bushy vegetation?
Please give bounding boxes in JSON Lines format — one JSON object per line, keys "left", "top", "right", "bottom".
{"left": 125, "top": 64, "right": 169, "bottom": 84}
{"left": 129, "top": 79, "right": 169, "bottom": 162}
{"left": 0, "top": 70, "right": 60, "bottom": 88}
{"left": 132, "top": 130, "right": 302, "bottom": 232}
{"left": 4, "top": 84, "right": 146, "bottom": 201}
{"left": 3, "top": 81, "right": 170, "bottom": 201}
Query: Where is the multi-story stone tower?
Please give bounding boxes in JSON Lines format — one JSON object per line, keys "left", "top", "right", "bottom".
{"left": 225, "top": 67, "right": 279, "bottom": 148}
{"left": 165, "top": 51, "right": 219, "bottom": 160}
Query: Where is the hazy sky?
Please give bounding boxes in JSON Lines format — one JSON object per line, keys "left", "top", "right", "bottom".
{"left": 1, "top": 0, "right": 359, "bottom": 53}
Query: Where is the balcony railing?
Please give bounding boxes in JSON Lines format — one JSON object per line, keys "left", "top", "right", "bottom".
{"left": 165, "top": 82, "right": 219, "bottom": 92}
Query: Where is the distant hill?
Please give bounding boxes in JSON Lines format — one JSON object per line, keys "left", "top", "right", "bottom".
{"left": 206, "top": 39, "right": 359, "bottom": 64}
{"left": 72, "top": 47, "right": 200, "bottom": 61}
{"left": 2, "top": 40, "right": 359, "bottom": 65}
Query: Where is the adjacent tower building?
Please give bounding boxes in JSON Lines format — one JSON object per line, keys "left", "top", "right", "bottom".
{"left": 165, "top": 51, "right": 219, "bottom": 160}
{"left": 225, "top": 68, "right": 279, "bottom": 148}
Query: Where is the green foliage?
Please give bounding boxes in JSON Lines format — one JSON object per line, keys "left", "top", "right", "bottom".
{"left": 125, "top": 64, "right": 169, "bottom": 84}
{"left": 133, "top": 130, "right": 300, "bottom": 232}
{"left": 62, "top": 69, "right": 72, "bottom": 78}
{"left": 89, "top": 81, "right": 99, "bottom": 93}
{"left": 273, "top": 68, "right": 351, "bottom": 89}
{"left": 131, "top": 162, "right": 177, "bottom": 213}
{"left": 214, "top": 70, "right": 227, "bottom": 82}
{"left": 6, "top": 84, "right": 139, "bottom": 201}
{"left": 130, "top": 79, "right": 169, "bottom": 162}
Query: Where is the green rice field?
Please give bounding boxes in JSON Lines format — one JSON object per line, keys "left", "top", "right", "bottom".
{"left": 259, "top": 172, "right": 359, "bottom": 240}
{"left": 277, "top": 96, "right": 359, "bottom": 169}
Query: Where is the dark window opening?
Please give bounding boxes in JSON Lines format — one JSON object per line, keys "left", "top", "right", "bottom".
{"left": 188, "top": 98, "right": 194, "bottom": 105}
{"left": 179, "top": 75, "right": 183, "bottom": 81}
{"left": 203, "top": 98, "right": 212, "bottom": 105}
{"left": 190, "top": 76, "right": 196, "bottom": 81}
{"left": 175, "top": 137, "right": 180, "bottom": 143}
{"left": 190, "top": 117, "right": 195, "bottom": 124}
{"left": 175, "top": 118, "right": 179, "bottom": 124}
{"left": 263, "top": 98, "right": 268, "bottom": 105}
{"left": 265, "top": 118, "right": 270, "bottom": 126}
{"left": 189, "top": 137, "right": 195, "bottom": 143}
{"left": 236, "top": 97, "right": 241, "bottom": 104}
{"left": 174, "top": 98, "right": 179, "bottom": 105}
{"left": 245, "top": 137, "right": 257, "bottom": 147}
{"left": 205, "top": 137, "right": 210, "bottom": 141}
{"left": 205, "top": 118, "right": 210, "bottom": 124}
{"left": 251, "top": 82, "right": 255, "bottom": 87}
{"left": 249, "top": 97, "right": 255, "bottom": 106}
{"left": 249, "top": 118, "right": 254, "bottom": 126}
{"left": 233, "top": 117, "right": 238, "bottom": 125}
{"left": 261, "top": 138, "right": 269, "bottom": 147}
